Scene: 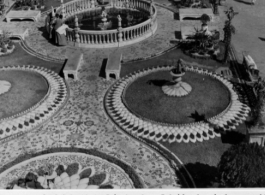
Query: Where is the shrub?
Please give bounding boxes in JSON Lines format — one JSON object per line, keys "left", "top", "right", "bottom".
{"left": 218, "top": 142, "right": 265, "bottom": 187}
{"left": 88, "top": 173, "right": 106, "bottom": 185}
{"left": 79, "top": 168, "right": 92, "bottom": 179}
{"left": 65, "top": 163, "right": 79, "bottom": 177}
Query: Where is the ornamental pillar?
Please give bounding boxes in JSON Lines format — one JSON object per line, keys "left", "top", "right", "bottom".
{"left": 74, "top": 15, "right": 80, "bottom": 46}
{"left": 117, "top": 15, "right": 123, "bottom": 45}
{"left": 91, "top": 0, "right": 95, "bottom": 8}
{"left": 61, "top": 0, "right": 66, "bottom": 18}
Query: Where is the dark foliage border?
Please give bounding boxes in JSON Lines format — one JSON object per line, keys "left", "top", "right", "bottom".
{"left": 0, "top": 147, "right": 145, "bottom": 189}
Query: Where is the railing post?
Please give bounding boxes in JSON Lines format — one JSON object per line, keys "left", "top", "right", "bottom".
{"left": 61, "top": 0, "right": 66, "bottom": 18}
{"left": 91, "top": 0, "right": 95, "bottom": 8}
{"left": 74, "top": 15, "right": 80, "bottom": 46}
{"left": 117, "top": 15, "right": 123, "bottom": 46}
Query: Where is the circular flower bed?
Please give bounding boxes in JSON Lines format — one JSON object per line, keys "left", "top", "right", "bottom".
{"left": 104, "top": 65, "right": 250, "bottom": 143}
{"left": 0, "top": 151, "right": 144, "bottom": 189}
{"left": 0, "top": 65, "right": 68, "bottom": 141}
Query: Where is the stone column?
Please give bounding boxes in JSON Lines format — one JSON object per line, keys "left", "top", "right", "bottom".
{"left": 74, "top": 15, "right": 80, "bottom": 46}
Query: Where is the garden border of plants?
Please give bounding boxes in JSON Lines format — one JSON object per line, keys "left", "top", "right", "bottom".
{"left": 0, "top": 147, "right": 145, "bottom": 188}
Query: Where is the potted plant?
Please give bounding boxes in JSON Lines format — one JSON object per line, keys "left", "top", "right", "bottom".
{"left": 1, "top": 47, "right": 7, "bottom": 53}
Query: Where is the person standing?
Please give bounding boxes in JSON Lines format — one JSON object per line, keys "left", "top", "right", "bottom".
{"left": 53, "top": 14, "right": 63, "bottom": 45}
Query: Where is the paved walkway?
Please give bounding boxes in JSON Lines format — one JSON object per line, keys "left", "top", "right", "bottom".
{"left": 0, "top": 0, "right": 264, "bottom": 189}
{"left": 0, "top": 3, "right": 182, "bottom": 189}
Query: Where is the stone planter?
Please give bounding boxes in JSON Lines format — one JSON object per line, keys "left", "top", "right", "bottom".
{"left": 0, "top": 44, "right": 15, "bottom": 56}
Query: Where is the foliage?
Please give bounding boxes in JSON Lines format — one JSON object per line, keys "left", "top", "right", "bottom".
{"left": 65, "top": 163, "right": 79, "bottom": 176}
{"left": 185, "top": 27, "right": 218, "bottom": 55}
{"left": 55, "top": 165, "right": 65, "bottom": 176}
{"left": 222, "top": 7, "right": 238, "bottom": 63}
{"left": 0, "top": 30, "right": 11, "bottom": 48}
{"left": 99, "top": 184, "right": 114, "bottom": 189}
{"left": 218, "top": 142, "right": 265, "bottom": 187}
{"left": 88, "top": 173, "right": 106, "bottom": 185}
{"left": 200, "top": 14, "right": 211, "bottom": 24}
{"left": 79, "top": 168, "right": 92, "bottom": 179}
{"left": 184, "top": 162, "right": 219, "bottom": 187}
{"left": 14, "top": 0, "right": 34, "bottom": 10}
{"left": 250, "top": 78, "right": 265, "bottom": 126}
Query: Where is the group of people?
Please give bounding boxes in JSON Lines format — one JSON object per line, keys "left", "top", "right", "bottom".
{"left": 45, "top": 7, "right": 69, "bottom": 46}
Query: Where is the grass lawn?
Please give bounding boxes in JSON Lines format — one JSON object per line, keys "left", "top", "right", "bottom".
{"left": 121, "top": 48, "right": 229, "bottom": 77}
{"left": 0, "top": 70, "right": 49, "bottom": 119}
{"left": 0, "top": 43, "right": 64, "bottom": 74}
{"left": 124, "top": 70, "right": 230, "bottom": 124}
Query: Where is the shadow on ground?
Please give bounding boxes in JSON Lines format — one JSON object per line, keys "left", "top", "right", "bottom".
{"left": 259, "top": 37, "right": 265, "bottom": 42}
{"left": 38, "top": 27, "right": 58, "bottom": 46}
{"left": 180, "top": 162, "right": 219, "bottom": 188}
{"left": 146, "top": 79, "right": 168, "bottom": 86}
{"left": 175, "top": 31, "right": 182, "bottom": 39}
{"left": 99, "top": 58, "right": 107, "bottom": 78}
{"left": 221, "top": 130, "right": 246, "bottom": 144}
{"left": 234, "top": 0, "right": 252, "bottom": 5}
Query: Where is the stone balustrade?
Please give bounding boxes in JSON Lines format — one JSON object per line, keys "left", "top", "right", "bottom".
{"left": 56, "top": 0, "right": 157, "bottom": 48}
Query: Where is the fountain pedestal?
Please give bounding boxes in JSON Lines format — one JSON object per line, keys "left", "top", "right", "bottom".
{"left": 162, "top": 60, "right": 192, "bottom": 97}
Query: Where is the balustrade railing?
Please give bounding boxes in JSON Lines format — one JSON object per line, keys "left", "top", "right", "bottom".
{"left": 58, "top": 0, "right": 157, "bottom": 48}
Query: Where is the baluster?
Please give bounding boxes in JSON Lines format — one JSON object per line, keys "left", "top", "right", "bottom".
{"left": 99, "top": 34, "right": 102, "bottom": 44}
{"left": 84, "top": 34, "right": 87, "bottom": 43}
{"left": 106, "top": 33, "right": 110, "bottom": 43}
{"left": 86, "top": 34, "right": 89, "bottom": 43}
{"left": 91, "top": 34, "right": 94, "bottom": 44}
{"left": 95, "top": 34, "right": 98, "bottom": 44}
{"left": 102, "top": 34, "right": 105, "bottom": 44}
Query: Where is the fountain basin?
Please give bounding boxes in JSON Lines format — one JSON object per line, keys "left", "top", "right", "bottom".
{"left": 56, "top": 0, "right": 157, "bottom": 48}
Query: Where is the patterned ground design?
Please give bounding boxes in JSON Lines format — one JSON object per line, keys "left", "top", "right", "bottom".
{"left": 0, "top": 66, "right": 68, "bottom": 142}
{"left": 104, "top": 65, "right": 250, "bottom": 143}
{"left": 0, "top": 1, "right": 233, "bottom": 189}
{"left": 0, "top": 152, "right": 141, "bottom": 189}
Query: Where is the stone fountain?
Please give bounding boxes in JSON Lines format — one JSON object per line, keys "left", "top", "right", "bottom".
{"left": 98, "top": 7, "right": 112, "bottom": 30}
{"left": 162, "top": 59, "right": 192, "bottom": 97}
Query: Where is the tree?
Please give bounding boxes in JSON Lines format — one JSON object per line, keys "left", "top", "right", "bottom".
{"left": 222, "top": 7, "right": 238, "bottom": 63}
{"left": 218, "top": 142, "right": 265, "bottom": 187}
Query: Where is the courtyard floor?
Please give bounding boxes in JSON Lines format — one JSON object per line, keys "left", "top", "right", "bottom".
{"left": 0, "top": 0, "right": 264, "bottom": 189}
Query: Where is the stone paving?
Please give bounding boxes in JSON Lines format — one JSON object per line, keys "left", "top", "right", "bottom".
{"left": 0, "top": 3, "right": 183, "bottom": 189}
{"left": 0, "top": 0, "right": 264, "bottom": 189}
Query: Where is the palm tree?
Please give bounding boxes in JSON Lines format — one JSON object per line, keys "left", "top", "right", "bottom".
{"left": 222, "top": 7, "right": 238, "bottom": 63}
